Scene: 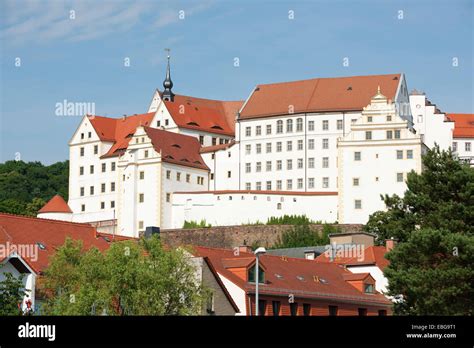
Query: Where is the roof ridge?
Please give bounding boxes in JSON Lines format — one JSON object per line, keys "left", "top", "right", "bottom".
{"left": 0, "top": 212, "right": 94, "bottom": 228}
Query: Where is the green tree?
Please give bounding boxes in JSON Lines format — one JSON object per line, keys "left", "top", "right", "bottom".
{"left": 272, "top": 223, "right": 338, "bottom": 249}
{"left": 0, "top": 272, "right": 27, "bottom": 315}
{"left": 365, "top": 147, "right": 474, "bottom": 315}
{"left": 43, "top": 236, "right": 205, "bottom": 315}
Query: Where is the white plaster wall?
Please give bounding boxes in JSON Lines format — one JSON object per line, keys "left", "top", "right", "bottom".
{"left": 347, "top": 265, "right": 388, "bottom": 295}
{"left": 218, "top": 273, "right": 246, "bottom": 316}
{"left": 171, "top": 192, "right": 337, "bottom": 228}
{"left": 453, "top": 137, "right": 474, "bottom": 166}
{"left": 37, "top": 212, "right": 72, "bottom": 222}
{"left": 202, "top": 144, "right": 239, "bottom": 191}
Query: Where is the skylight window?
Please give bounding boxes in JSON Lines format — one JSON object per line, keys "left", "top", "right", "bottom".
{"left": 36, "top": 242, "right": 46, "bottom": 250}
{"left": 171, "top": 144, "right": 181, "bottom": 148}
{"left": 296, "top": 275, "right": 305, "bottom": 282}
{"left": 274, "top": 273, "right": 284, "bottom": 280}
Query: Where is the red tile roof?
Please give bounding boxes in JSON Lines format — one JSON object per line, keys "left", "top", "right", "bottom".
{"left": 239, "top": 74, "right": 402, "bottom": 119}
{"left": 163, "top": 94, "right": 243, "bottom": 136}
{"left": 447, "top": 113, "right": 474, "bottom": 138}
{"left": 192, "top": 246, "right": 391, "bottom": 306}
{"left": 174, "top": 190, "right": 338, "bottom": 196}
{"left": 0, "top": 213, "right": 111, "bottom": 274}
{"left": 200, "top": 141, "right": 236, "bottom": 153}
{"left": 143, "top": 127, "right": 209, "bottom": 170}
{"left": 88, "top": 113, "right": 155, "bottom": 158}
{"left": 38, "top": 195, "right": 72, "bottom": 214}
{"left": 316, "top": 246, "right": 390, "bottom": 271}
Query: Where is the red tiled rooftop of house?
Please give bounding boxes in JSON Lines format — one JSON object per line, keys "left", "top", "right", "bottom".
{"left": 200, "top": 140, "right": 236, "bottom": 153}
{"left": 316, "top": 245, "right": 390, "bottom": 271}
{"left": 164, "top": 93, "right": 243, "bottom": 136}
{"left": 88, "top": 113, "right": 155, "bottom": 158}
{"left": 239, "top": 73, "right": 402, "bottom": 119}
{"left": 192, "top": 246, "right": 390, "bottom": 306}
{"left": 38, "top": 195, "right": 72, "bottom": 214}
{"left": 447, "top": 113, "right": 474, "bottom": 138}
{"left": 143, "top": 127, "right": 209, "bottom": 171}
{"left": 0, "top": 213, "right": 112, "bottom": 274}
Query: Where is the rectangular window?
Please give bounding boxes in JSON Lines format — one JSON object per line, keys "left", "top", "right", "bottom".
{"left": 308, "top": 158, "right": 315, "bottom": 168}
{"left": 245, "top": 182, "right": 251, "bottom": 190}
{"left": 258, "top": 300, "right": 267, "bottom": 316}
{"left": 287, "top": 159, "right": 293, "bottom": 170}
{"left": 266, "top": 124, "right": 272, "bottom": 135}
{"left": 322, "top": 138, "right": 329, "bottom": 149}
{"left": 139, "top": 171, "right": 145, "bottom": 180}
{"left": 387, "top": 115, "right": 392, "bottom": 122}
{"left": 101, "top": 163, "right": 106, "bottom": 172}
{"left": 256, "top": 182, "right": 262, "bottom": 190}
{"left": 100, "top": 202, "right": 105, "bottom": 210}
{"left": 111, "top": 182, "right": 115, "bottom": 192}
{"left": 397, "top": 173, "right": 403, "bottom": 182}
{"left": 198, "top": 176, "right": 204, "bottom": 185}
{"left": 276, "top": 160, "right": 282, "bottom": 171}
{"left": 308, "top": 139, "right": 315, "bottom": 150}
{"left": 94, "top": 145, "right": 98, "bottom": 155}
{"left": 328, "top": 305, "right": 338, "bottom": 316}
{"left": 80, "top": 133, "right": 84, "bottom": 139}
{"left": 266, "top": 161, "right": 272, "bottom": 171}
{"left": 303, "top": 303, "right": 311, "bottom": 316}
{"left": 297, "top": 158, "right": 303, "bottom": 169}
{"left": 111, "top": 201, "right": 115, "bottom": 208}
{"left": 287, "top": 179, "right": 293, "bottom": 190}
{"left": 166, "top": 193, "right": 171, "bottom": 203}
{"left": 386, "top": 130, "right": 393, "bottom": 139}
{"left": 322, "top": 120, "right": 329, "bottom": 130}
{"left": 337, "top": 119, "right": 343, "bottom": 130}
{"left": 323, "top": 177, "right": 329, "bottom": 188}
{"left": 308, "top": 120, "right": 315, "bottom": 131}
{"left": 176, "top": 172, "right": 181, "bottom": 181}
{"left": 111, "top": 162, "right": 116, "bottom": 171}
{"left": 79, "top": 166, "right": 84, "bottom": 175}
{"left": 90, "top": 186, "right": 94, "bottom": 195}
{"left": 378, "top": 310, "right": 387, "bottom": 316}
{"left": 276, "top": 180, "right": 282, "bottom": 190}
{"left": 353, "top": 178, "right": 360, "bottom": 186}
{"left": 367, "top": 116, "right": 373, "bottom": 122}
{"left": 308, "top": 178, "right": 315, "bottom": 189}
{"left": 354, "top": 152, "right": 361, "bottom": 161}
{"left": 397, "top": 150, "right": 403, "bottom": 159}
{"left": 365, "top": 131, "right": 372, "bottom": 140}
{"left": 80, "top": 187, "right": 84, "bottom": 197}
{"left": 212, "top": 137, "right": 217, "bottom": 146}
{"left": 297, "top": 140, "right": 303, "bottom": 151}
{"left": 286, "top": 119, "right": 293, "bottom": 133}
{"left": 245, "top": 144, "right": 251, "bottom": 155}
{"left": 166, "top": 170, "right": 171, "bottom": 179}
{"left": 256, "top": 144, "right": 262, "bottom": 154}
{"left": 245, "top": 127, "right": 251, "bottom": 137}
{"left": 466, "top": 142, "right": 472, "bottom": 152}
{"left": 139, "top": 193, "right": 144, "bottom": 203}
{"left": 165, "top": 119, "right": 169, "bottom": 126}
{"left": 80, "top": 147, "right": 84, "bottom": 156}
{"left": 144, "top": 150, "right": 149, "bottom": 158}
{"left": 245, "top": 163, "right": 251, "bottom": 173}
{"left": 358, "top": 308, "right": 368, "bottom": 316}
{"left": 266, "top": 181, "right": 272, "bottom": 190}
{"left": 90, "top": 165, "right": 94, "bottom": 174}
{"left": 290, "top": 303, "right": 298, "bottom": 316}
{"left": 287, "top": 141, "right": 292, "bottom": 151}
{"left": 452, "top": 142, "right": 457, "bottom": 152}
{"left": 81, "top": 204, "right": 85, "bottom": 212}
{"left": 407, "top": 150, "right": 413, "bottom": 159}
{"left": 256, "top": 162, "right": 262, "bottom": 172}
{"left": 138, "top": 221, "right": 144, "bottom": 230}
{"left": 256, "top": 126, "right": 262, "bottom": 136}
{"left": 272, "top": 301, "right": 281, "bottom": 316}
{"left": 322, "top": 157, "right": 329, "bottom": 168}
{"left": 296, "top": 118, "right": 303, "bottom": 132}
{"left": 101, "top": 183, "right": 106, "bottom": 193}
{"left": 277, "top": 121, "right": 283, "bottom": 134}
{"left": 276, "top": 142, "right": 282, "bottom": 152}
{"left": 186, "top": 174, "right": 190, "bottom": 183}
{"left": 395, "top": 130, "right": 401, "bottom": 139}
{"left": 199, "top": 135, "right": 204, "bottom": 145}
{"left": 266, "top": 143, "right": 272, "bottom": 153}
{"left": 297, "top": 178, "right": 303, "bottom": 189}
{"left": 355, "top": 199, "right": 362, "bottom": 209}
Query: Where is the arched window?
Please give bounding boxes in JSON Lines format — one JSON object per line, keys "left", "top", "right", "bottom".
{"left": 286, "top": 119, "right": 293, "bottom": 132}
{"left": 276, "top": 120, "right": 283, "bottom": 134}
{"left": 296, "top": 118, "right": 303, "bottom": 132}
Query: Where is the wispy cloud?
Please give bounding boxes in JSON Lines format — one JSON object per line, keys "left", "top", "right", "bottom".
{"left": 0, "top": 0, "right": 215, "bottom": 45}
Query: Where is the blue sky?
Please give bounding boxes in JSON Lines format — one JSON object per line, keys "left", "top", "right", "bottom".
{"left": 0, "top": 0, "right": 472, "bottom": 164}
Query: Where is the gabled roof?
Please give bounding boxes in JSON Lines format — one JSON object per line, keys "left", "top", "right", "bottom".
{"left": 38, "top": 195, "right": 72, "bottom": 214}
{"left": 143, "top": 127, "right": 209, "bottom": 171}
{"left": 447, "top": 113, "right": 474, "bottom": 138}
{"left": 163, "top": 93, "right": 243, "bottom": 136}
{"left": 192, "top": 246, "right": 391, "bottom": 306}
{"left": 88, "top": 113, "right": 155, "bottom": 158}
{"left": 0, "top": 213, "right": 111, "bottom": 274}
{"left": 239, "top": 73, "right": 402, "bottom": 119}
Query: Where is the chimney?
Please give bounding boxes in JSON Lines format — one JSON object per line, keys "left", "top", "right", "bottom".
{"left": 238, "top": 245, "right": 253, "bottom": 254}
{"left": 385, "top": 238, "right": 397, "bottom": 252}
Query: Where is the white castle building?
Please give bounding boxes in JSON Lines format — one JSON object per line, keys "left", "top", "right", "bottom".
{"left": 38, "top": 56, "right": 472, "bottom": 237}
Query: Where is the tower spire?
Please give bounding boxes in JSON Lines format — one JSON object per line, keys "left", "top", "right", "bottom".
{"left": 162, "top": 48, "right": 174, "bottom": 102}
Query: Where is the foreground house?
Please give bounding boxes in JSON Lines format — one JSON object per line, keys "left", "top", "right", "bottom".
{"left": 192, "top": 246, "right": 392, "bottom": 316}
{"left": 448, "top": 113, "right": 474, "bottom": 166}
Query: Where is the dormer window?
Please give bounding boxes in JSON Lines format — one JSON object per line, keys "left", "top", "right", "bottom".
{"left": 248, "top": 266, "right": 265, "bottom": 284}
{"left": 364, "top": 283, "right": 374, "bottom": 294}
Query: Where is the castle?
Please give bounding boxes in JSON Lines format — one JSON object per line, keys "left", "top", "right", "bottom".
{"left": 37, "top": 56, "right": 473, "bottom": 237}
